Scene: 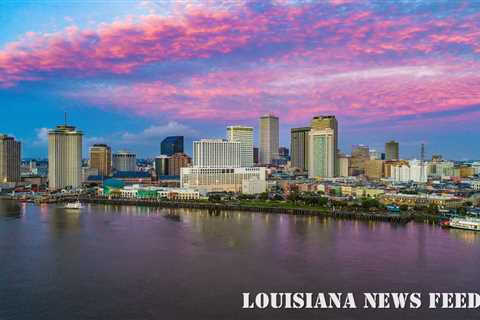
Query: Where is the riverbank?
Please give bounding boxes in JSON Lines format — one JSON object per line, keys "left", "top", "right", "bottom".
{"left": 2, "top": 195, "right": 448, "bottom": 224}
{"left": 77, "top": 196, "right": 414, "bottom": 223}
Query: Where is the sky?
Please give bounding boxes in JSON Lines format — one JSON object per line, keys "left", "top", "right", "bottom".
{"left": 0, "top": 0, "right": 479, "bottom": 160}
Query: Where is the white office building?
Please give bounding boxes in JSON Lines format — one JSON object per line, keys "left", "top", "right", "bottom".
{"left": 193, "top": 139, "right": 241, "bottom": 168}
{"left": 227, "top": 126, "right": 253, "bottom": 167}
{"left": 181, "top": 167, "right": 266, "bottom": 193}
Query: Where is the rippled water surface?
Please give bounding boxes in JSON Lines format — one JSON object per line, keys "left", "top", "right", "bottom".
{"left": 1, "top": 200, "right": 480, "bottom": 320}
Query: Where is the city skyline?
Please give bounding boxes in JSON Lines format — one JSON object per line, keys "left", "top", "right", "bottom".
{"left": 1, "top": 1, "right": 480, "bottom": 159}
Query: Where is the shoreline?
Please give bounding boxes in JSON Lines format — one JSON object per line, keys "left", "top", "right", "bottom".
{"left": 2, "top": 195, "right": 446, "bottom": 225}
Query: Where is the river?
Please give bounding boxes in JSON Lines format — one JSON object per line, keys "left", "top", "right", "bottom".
{"left": 1, "top": 200, "right": 479, "bottom": 319}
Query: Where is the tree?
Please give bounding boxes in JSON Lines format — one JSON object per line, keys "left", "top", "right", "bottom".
{"left": 287, "top": 191, "right": 299, "bottom": 202}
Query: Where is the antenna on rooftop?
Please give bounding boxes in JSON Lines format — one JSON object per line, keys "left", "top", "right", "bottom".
{"left": 420, "top": 143, "right": 425, "bottom": 162}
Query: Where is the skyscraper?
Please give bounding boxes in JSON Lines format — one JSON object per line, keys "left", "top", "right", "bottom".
{"left": 161, "top": 136, "right": 184, "bottom": 156}
{"left": 290, "top": 127, "right": 310, "bottom": 172}
{"left": 89, "top": 144, "right": 111, "bottom": 176}
{"left": 48, "top": 124, "right": 83, "bottom": 190}
{"left": 350, "top": 145, "right": 370, "bottom": 176}
{"left": 308, "top": 127, "right": 335, "bottom": 178}
{"left": 112, "top": 150, "right": 136, "bottom": 171}
{"left": 154, "top": 155, "right": 169, "bottom": 178}
{"left": 338, "top": 154, "right": 350, "bottom": 177}
{"left": 385, "top": 140, "right": 399, "bottom": 161}
{"left": 308, "top": 116, "right": 338, "bottom": 176}
{"left": 193, "top": 139, "right": 241, "bottom": 168}
{"left": 0, "top": 134, "right": 21, "bottom": 183}
{"left": 226, "top": 125, "right": 253, "bottom": 167}
{"left": 259, "top": 114, "right": 279, "bottom": 165}
{"left": 168, "top": 152, "right": 191, "bottom": 176}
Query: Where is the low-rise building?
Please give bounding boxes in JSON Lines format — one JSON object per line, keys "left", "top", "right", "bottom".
{"left": 180, "top": 167, "right": 266, "bottom": 193}
{"left": 380, "top": 193, "right": 463, "bottom": 209}
{"left": 242, "top": 177, "right": 267, "bottom": 195}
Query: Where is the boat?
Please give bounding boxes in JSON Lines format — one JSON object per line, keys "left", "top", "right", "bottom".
{"left": 64, "top": 201, "right": 83, "bottom": 209}
{"left": 441, "top": 217, "right": 480, "bottom": 231}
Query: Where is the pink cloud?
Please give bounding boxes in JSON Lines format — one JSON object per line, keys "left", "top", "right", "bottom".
{"left": 1, "top": 3, "right": 480, "bottom": 87}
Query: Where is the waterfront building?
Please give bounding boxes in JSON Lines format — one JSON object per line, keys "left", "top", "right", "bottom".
{"left": 0, "top": 134, "right": 21, "bottom": 183}
{"left": 160, "top": 136, "right": 184, "bottom": 156}
{"left": 308, "top": 127, "right": 335, "bottom": 178}
{"left": 102, "top": 185, "right": 200, "bottom": 200}
{"left": 290, "top": 127, "right": 310, "bottom": 172}
{"left": 181, "top": 167, "right": 266, "bottom": 193}
{"left": 154, "top": 155, "right": 170, "bottom": 178}
{"left": 385, "top": 140, "right": 399, "bottom": 161}
{"left": 226, "top": 125, "right": 254, "bottom": 167}
{"left": 48, "top": 124, "right": 83, "bottom": 190}
{"left": 113, "top": 150, "right": 136, "bottom": 172}
{"left": 89, "top": 144, "right": 111, "bottom": 176}
{"left": 193, "top": 139, "right": 241, "bottom": 168}
{"left": 168, "top": 152, "right": 191, "bottom": 176}
{"left": 112, "top": 171, "right": 152, "bottom": 185}
{"left": 380, "top": 193, "right": 462, "bottom": 209}
{"left": 338, "top": 154, "right": 350, "bottom": 177}
{"left": 259, "top": 114, "right": 279, "bottom": 165}
{"left": 365, "top": 159, "right": 384, "bottom": 180}
{"left": 350, "top": 145, "right": 369, "bottom": 176}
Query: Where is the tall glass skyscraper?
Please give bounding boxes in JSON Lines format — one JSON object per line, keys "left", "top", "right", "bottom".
{"left": 161, "top": 136, "right": 184, "bottom": 156}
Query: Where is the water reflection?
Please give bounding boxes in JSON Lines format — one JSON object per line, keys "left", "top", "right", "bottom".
{"left": 0, "top": 200, "right": 22, "bottom": 219}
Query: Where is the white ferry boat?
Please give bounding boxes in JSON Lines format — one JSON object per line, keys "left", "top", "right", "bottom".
{"left": 64, "top": 201, "right": 83, "bottom": 210}
{"left": 442, "top": 217, "right": 480, "bottom": 231}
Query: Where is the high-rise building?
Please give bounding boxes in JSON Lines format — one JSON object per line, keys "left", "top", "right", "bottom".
{"left": 385, "top": 140, "right": 399, "bottom": 161}
{"left": 338, "top": 154, "right": 350, "bottom": 177}
{"left": 259, "top": 114, "right": 279, "bottom": 165}
{"left": 112, "top": 150, "right": 136, "bottom": 171}
{"left": 89, "top": 144, "right": 111, "bottom": 176}
{"left": 168, "top": 152, "right": 191, "bottom": 176}
{"left": 0, "top": 134, "right": 21, "bottom": 183}
{"left": 48, "top": 125, "right": 83, "bottom": 190}
{"left": 350, "top": 145, "right": 370, "bottom": 176}
{"left": 154, "top": 155, "right": 169, "bottom": 178}
{"left": 290, "top": 127, "right": 310, "bottom": 172}
{"left": 365, "top": 159, "right": 384, "bottom": 180}
{"left": 308, "top": 128, "right": 335, "bottom": 178}
{"left": 226, "top": 126, "right": 253, "bottom": 167}
{"left": 193, "top": 139, "right": 241, "bottom": 168}
{"left": 253, "top": 147, "right": 259, "bottom": 164}
{"left": 308, "top": 116, "right": 338, "bottom": 177}
{"left": 161, "top": 136, "right": 184, "bottom": 156}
